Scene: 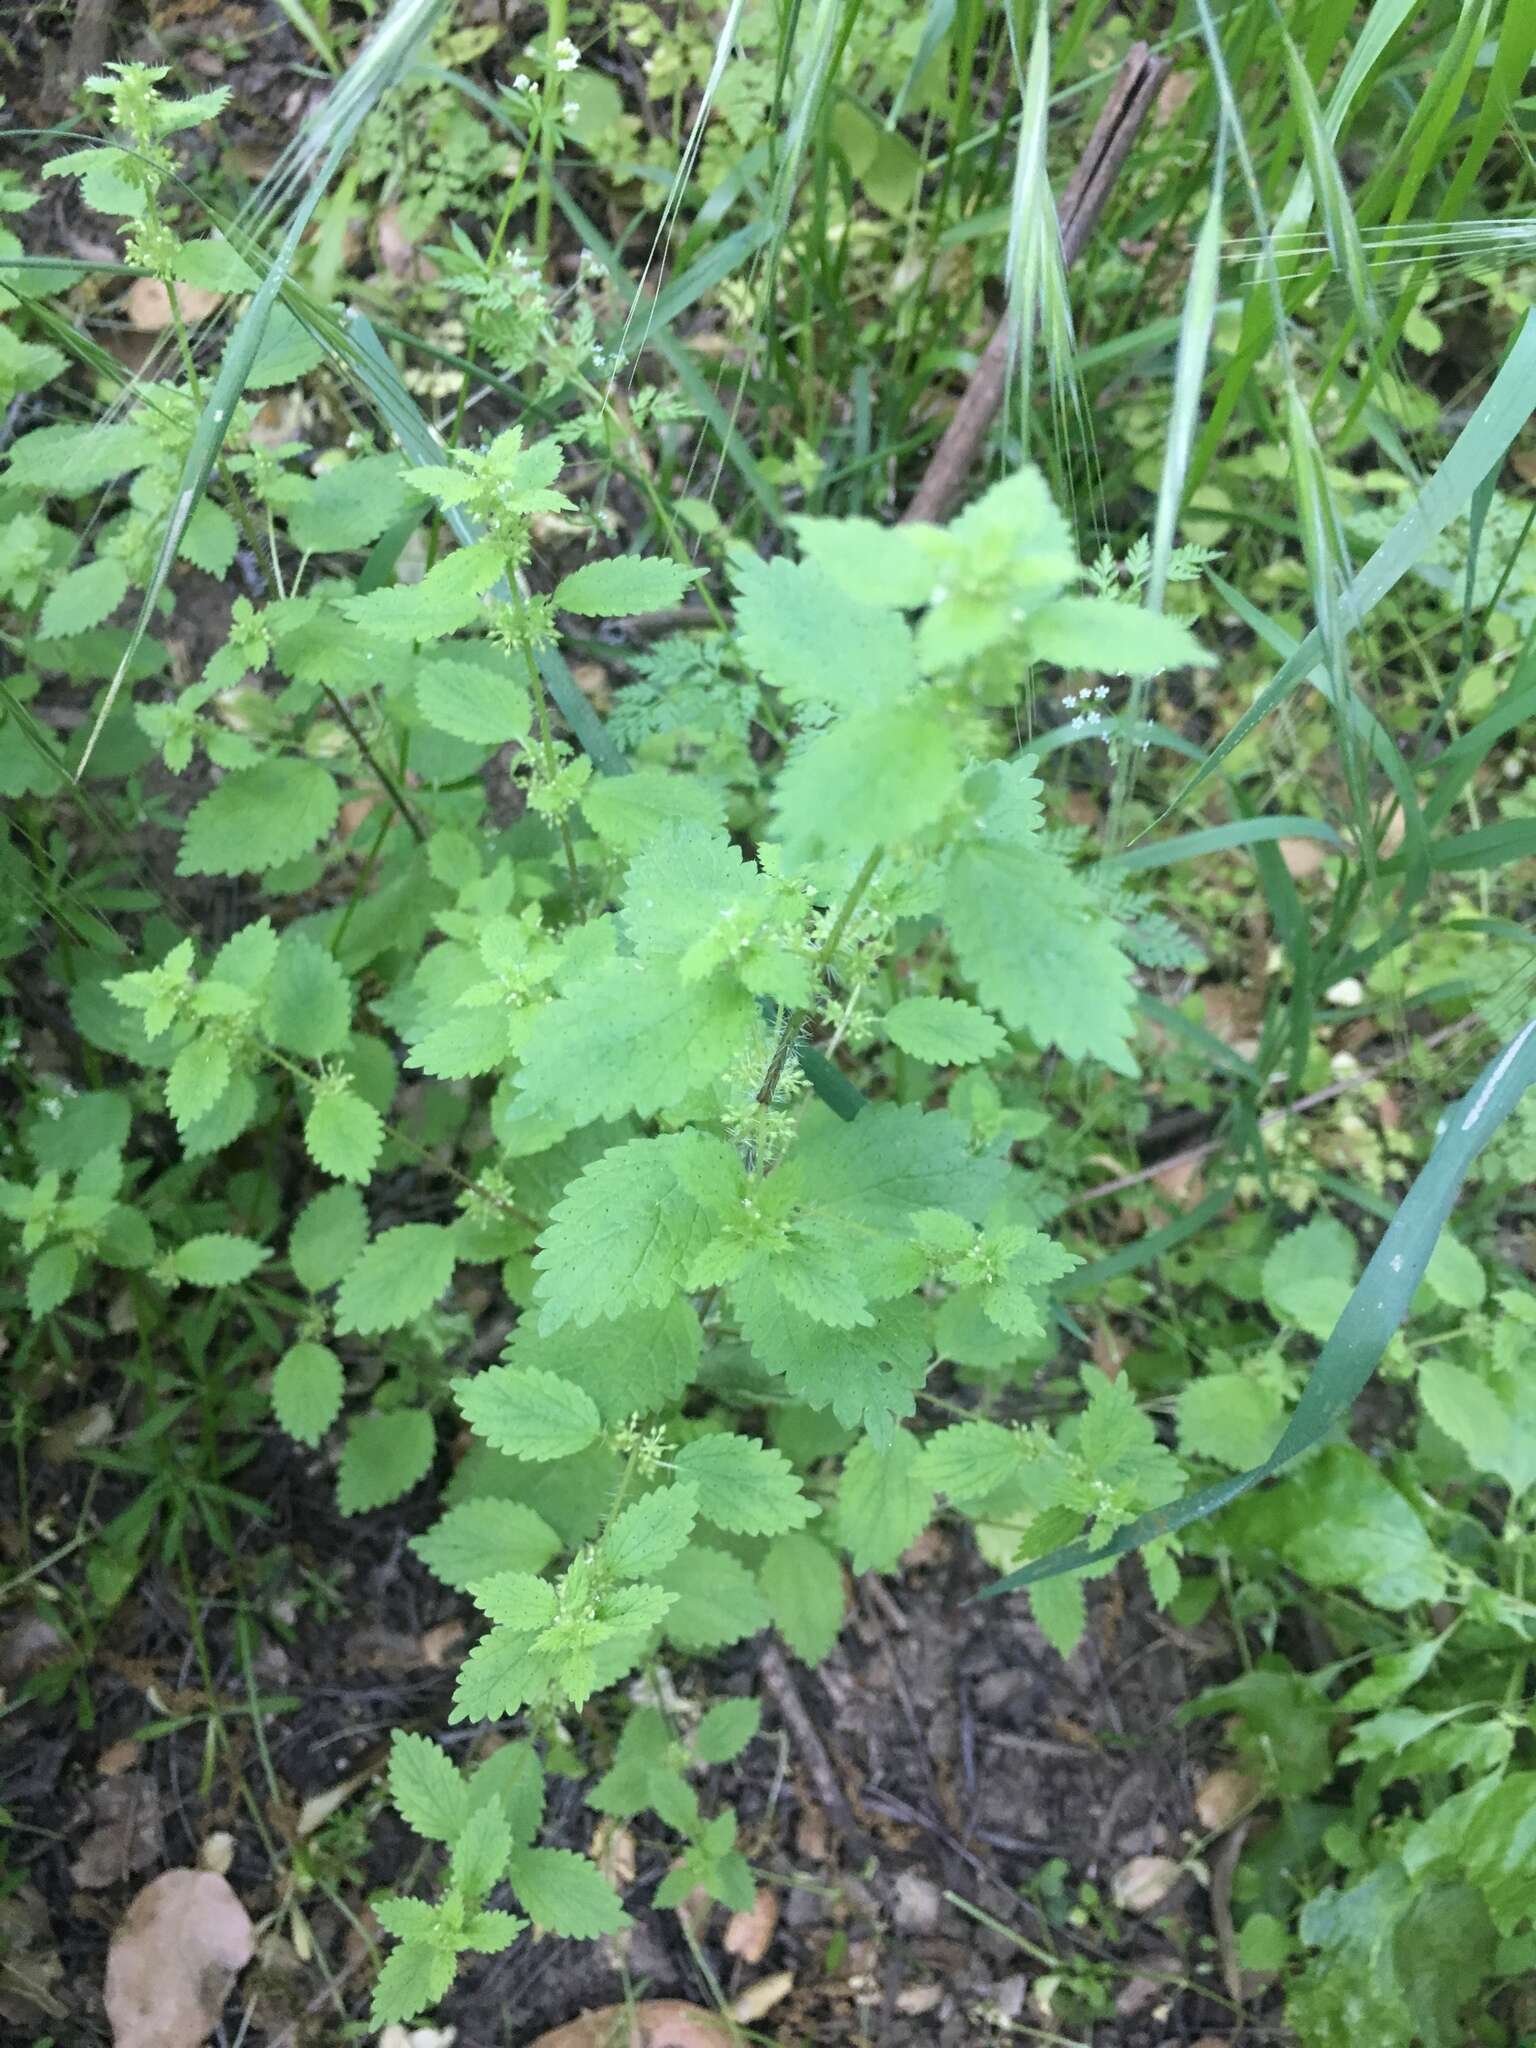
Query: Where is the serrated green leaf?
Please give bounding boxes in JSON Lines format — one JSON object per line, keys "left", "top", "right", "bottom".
{"left": 884, "top": 995, "right": 1005, "bottom": 1065}
{"left": 178, "top": 499, "right": 238, "bottom": 578}
{"left": 1422, "top": 1230, "right": 1485, "bottom": 1311}
{"left": 471, "top": 1741, "right": 545, "bottom": 1847}
{"left": 415, "top": 651, "right": 531, "bottom": 745}
{"left": 1025, "top": 595, "right": 1211, "bottom": 676}
{"left": 39, "top": 558, "right": 128, "bottom": 640}
{"left": 601, "top": 1484, "right": 698, "bottom": 1580}
{"left": 272, "top": 1341, "right": 344, "bottom": 1446}
{"left": 943, "top": 839, "right": 1137, "bottom": 1075}
{"left": 26, "top": 1243, "right": 78, "bottom": 1317}
{"left": 304, "top": 1089, "right": 384, "bottom": 1183}
{"left": 288, "top": 1184, "right": 369, "bottom": 1292}
{"left": 581, "top": 767, "right": 727, "bottom": 853}
{"left": 267, "top": 934, "right": 352, "bottom": 1058}
{"left": 554, "top": 554, "right": 697, "bottom": 617}
{"left": 288, "top": 453, "right": 422, "bottom": 554}
{"left": 1263, "top": 1216, "right": 1358, "bottom": 1339}
{"left": 389, "top": 1730, "right": 470, "bottom": 1843}
{"left": 165, "top": 1034, "right": 231, "bottom": 1131}
{"left": 1176, "top": 1373, "right": 1286, "bottom": 1472}
{"left": 172, "top": 1232, "right": 269, "bottom": 1287}
{"left": 533, "top": 1131, "right": 739, "bottom": 1331}
{"left": 772, "top": 697, "right": 961, "bottom": 867}
{"left": 369, "top": 1941, "right": 455, "bottom": 2030}
{"left": 335, "top": 1225, "right": 454, "bottom": 1335}
{"left": 507, "top": 1846, "right": 630, "bottom": 1934}
{"left": 412, "top": 1499, "right": 561, "bottom": 1590}
{"left": 733, "top": 552, "right": 919, "bottom": 712}
{"left": 178, "top": 759, "right": 340, "bottom": 878}
{"left": 674, "top": 1434, "right": 815, "bottom": 1535}
{"left": 694, "top": 1696, "right": 761, "bottom": 1764}
{"left": 338, "top": 539, "right": 502, "bottom": 639}
{"left": 656, "top": 1545, "right": 771, "bottom": 1650}
{"left": 451, "top": 1797, "right": 513, "bottom": 1900}
{"left": 759, "top": 1531, "right": 845, "bottom": 1665}
{"left": 836, "top": 1429, "right": 933, "bottom": 1573}
{"left": 336, "top": 1408, "right": 435, "bottom": 1515}
{"left": 453, "top": 1364, "right": 601, "bottom": 1461}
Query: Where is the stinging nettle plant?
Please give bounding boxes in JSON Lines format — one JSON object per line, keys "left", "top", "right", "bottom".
{"left": 3, "top": 65, "right": 1222, "bottom": 2027}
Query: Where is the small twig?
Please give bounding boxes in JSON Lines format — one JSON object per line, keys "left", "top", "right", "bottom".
{"left": 901, "top": 42, "right": 1169, "bottom": 527}
{"left": 1072, "top": 1019, "right": 1466, "bottom": 1206}
{"left": 758, "top": 1641, "right": 879, "bottom": 1862}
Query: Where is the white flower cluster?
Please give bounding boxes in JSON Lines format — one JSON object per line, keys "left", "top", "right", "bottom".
{"left": 554, "top": 36, "right": 579, "bottom": 70}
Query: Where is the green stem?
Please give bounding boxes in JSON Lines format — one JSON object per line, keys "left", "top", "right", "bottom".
{"left": 533, "top": 0, "right": 569, "bottom": 269}
{"left": 521, "top": 641, "right": 586, "bottom": 916}
{"left": 755, "top": 844, "right": 884, "bottom": 1108}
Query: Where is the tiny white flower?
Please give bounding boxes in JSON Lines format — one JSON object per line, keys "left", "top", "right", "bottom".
{"left": 555, "top": 36, "right": 579, "bottom": 70}
{"left": 563, "top": 99, "right": 579, "bottom": 119}
{"left": 511, "top": 71, "right": 531, "bottom": 90}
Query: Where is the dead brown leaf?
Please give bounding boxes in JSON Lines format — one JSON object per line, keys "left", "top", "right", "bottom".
{"left": 125, "top": 277, "right": 223, "bottom": 329}
{"left": 71, "top": 1774, "right": 164, "bottom": 1890}
{"left": 97, "top": 1739, "right": 142, "bottom": 1779}
{"left": 1278, "top": 835, "right": 1327, "bottom": 880}
{"left": 730, "top": 1971, "right": 793, "bottom": 2024}
{"left": 722, "top": 1886, "right": 778, "bottom": 1964}
{"left": 1194, "top": 1767, "right": 1260, "bottom": 1834}
{"left": 526, "top": 2001, "right": 736, "bottom": 2048}
{"left": 0, "top": 1611, "right": 68, "bottom": 1688}
{"left": 104, "top": 1868, "right": 254, "bottom": 2048}
{"left": 1111, "top": 1854, "right": 1183, "bottom": 1915}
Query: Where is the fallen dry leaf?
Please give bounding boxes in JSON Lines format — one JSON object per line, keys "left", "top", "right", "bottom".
{"left": 105, "top": 1868, "right": 254, "bottom": 2048}
{"left": 1111, "top": 1854, "right": 1183, "bottom": 1915}
{"left": 198, "top": 1833, "right": 235, "bottom": 1876}
{"left": 97, "top": 1738, "right": 141, "bottom": 1778}
{"left": 1278, "top": 835, "right": 1327, "bottom": 880}
{"left": 71, "top": 1774, "right": 164, "bottom": 1889}
{"left": 730, "top": 1971, "right": 793, "bottom": 2024}
{"left": 526, "top": 2001, "right": 735, "bottom": 2048}
{"left": 722, "top": 1886, "right": 778, "bottom": 1964}
{"left": 125, "top": 277, "right": 223, "bottom": 329}
{"left": 0, "top": 1611, "right": 68, "bottom": 1687}
{"left": 1195, "top": 1767, "right": 1260, "bottom": 1834}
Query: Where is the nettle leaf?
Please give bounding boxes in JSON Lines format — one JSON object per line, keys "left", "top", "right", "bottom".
{"left": 337, "top": 540, "right": 503, "bottom": 639}
{"left": 511, "top": 960, "right": 756, "bottom": 1131}
{"left": 271, "top": 1341, "right": 345, "bottom": 1446}
{"left": 370, "top": 1943, "right": 456, "bottom": 2030}
{"left": 674, "top": 1434, "right": 816, "bottom": 1535}
{"left": 389, "top": 1730, "right": 470, "bottom": 1843}
{"left": 786, "top": 514, "right": 937, "bottom": 611}
{"left": 732, "top": 552, "right": 919, "bottom": 712}
{"left": 172, "top": 1232, "right": 269, "bottom": 1287}
{"left": 759, "top": 1531, "right": 846, "bottom": 1665}
{"left": 38, "top": 557, "right": 128, "bottom": 640}
{"left": 1262, "top": 1215, "right": 1357, "bottom": 1339}
{"left": 736, "top": 1284, "right": 932, "bottom": 1441}
{"left": 581, "top": 768, "right": 727, "bottom": 854}
{"left": 415, "top": 650, "right": 531, "bottom": 745}
{"left": 453, "top": 1365, "right": 602, "bottom": 1462}
{"left": 837, "top": 1429, "right": 934, "bottom": 1573}
{"left": 288, "top": 1185, "right": 368, "bottom": 1292}
{"left": 657, "top": 1545, "right": 771, "bottom": 1650}
{"left": 884, "top": 994, "right": 1006, "bottom": 1065}
{"left": 922, "top": 1419, "right": 1029, "bottom": 1507}
{"left": 337, "top": 1408, "right": 435, "bottom": 1515}
{"left": 602, "top": 1483, "right": 698, "bottom": 1580}
{"left": 451, "top": 1798, "right": 513, "bottom": 1901}
{"left": 472, "top": 1742, "right": 546, "bottom": 1846}
{"left": 335, "top": 1224, "right": 457, "bottom": 1334}
{"left": 943, "top": 840, "right": 1137, "bottom": 1075}
{"left": 1226, "top": 1443, "right": 1445, "bottom": 1610}
{"left": 694, "top": 1697, "right": 761, "bottom": 1765}
{"left": 507, "top": 1846, "right": 630, "bottom": 1935}
{"left": 1026, "top": 595, "right": 1211, "bottom": 677}
{"left": 179, "top": 499, "right": 239, "bottom": 578}
{"left": 533, "top": 1131, "right": 739, "bottom": 1331}
{"left": 412, "top": 1499, "right": 562, "bottom": 1590}
{"left": 503, "top": 1302, "right": 700, "bottom": 1425}
{"left": 267, "top": 934, "right": 353, "bottom": 1058}
{"left": 304, "top": 1090, "right": 385, "bottom": 1184}
{"left": 553, "top": 554, "right": 698, "bottom": 617}
{"left": 178, "top": 759, "right": 340, "bottom": 878}
{"left": 1176, "top": 1373, "right": 1285, "bottom": 1472}
{"left": 165, "top": 1033, "right": 231, "bottom": 1131}
{"left": 287, "top": 453, "right": 423, "bottom": 555}
{"left": 772, "top": 697, "right": 961, "bottom": 866}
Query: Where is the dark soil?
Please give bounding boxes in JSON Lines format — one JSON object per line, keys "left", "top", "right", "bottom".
{"left": 3, "top": 1411, "right": 1239, "bottom": 2045}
